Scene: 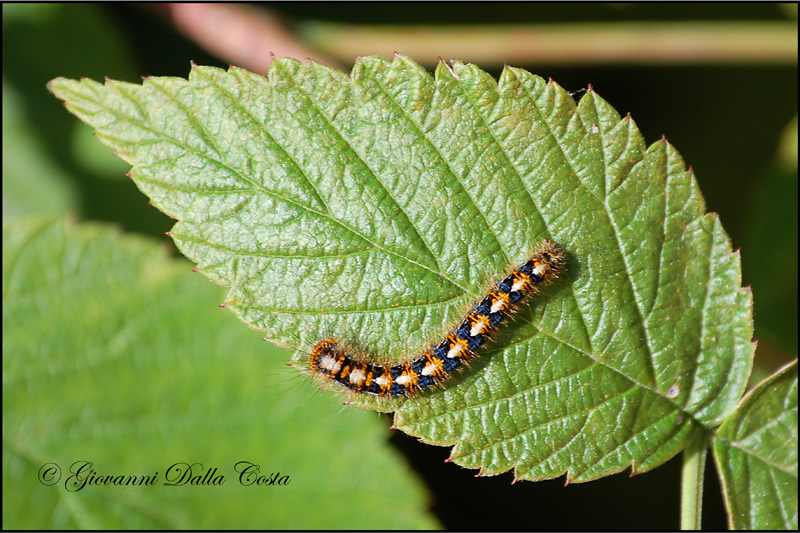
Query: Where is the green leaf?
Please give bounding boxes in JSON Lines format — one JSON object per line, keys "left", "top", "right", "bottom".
{"left": 48, "top": 55, "right": 754, "bottom": 482}
{"left": 2, "top": 80, "right": 77, "bottom": 220}
{"left": 713, "top": 360, "right": 798, "bottom": 530}
{"left": 2, "top": 216, "right": 437, "bottom": 529}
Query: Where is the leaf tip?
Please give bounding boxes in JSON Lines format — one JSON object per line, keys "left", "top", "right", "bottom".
{"left": 190, "top": 59, "right": 198, "bottom": 69}
{"left": 443, "top": 60, "right": 459, "bottom": 81}
{"left": 219, "top": 302, "right": 228, "bottom": 308}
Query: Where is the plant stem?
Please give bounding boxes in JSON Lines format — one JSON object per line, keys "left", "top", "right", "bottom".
{"left": 299, "top": 21, "right": 798, "bottom": 67}
{"left": 681, "top": 429, "right": 708, "bottom": 530}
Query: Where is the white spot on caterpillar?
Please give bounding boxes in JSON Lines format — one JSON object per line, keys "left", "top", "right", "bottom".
{"left": 447, "top": 342, "right": 465, "bottom": 359}
{"left": 490, "top": 297, "right": 508, "bottom": 313}
{"left": 349, "top": 368, "right": 366, "bottom": 384}
{"left": 470, "top": 317, "right": 489, "bottom": 337}
{"left": 320, "top": 355, "right": 341, "bottom": 373}
{"left": 422, "top": 362, "right": 438, "bottom": 376}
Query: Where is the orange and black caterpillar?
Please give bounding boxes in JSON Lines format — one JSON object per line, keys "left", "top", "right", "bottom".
{"left": 308, "top": 240, "right": 566, "bottom": 397}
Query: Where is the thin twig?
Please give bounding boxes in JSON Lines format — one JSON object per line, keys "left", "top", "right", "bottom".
{"left": 298, "top": 21, "right": 798, "bottom": 66}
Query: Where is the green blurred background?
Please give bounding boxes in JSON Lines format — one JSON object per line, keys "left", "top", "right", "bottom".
{"left": 3, "top": 3, "right": 796, "bottom": 529}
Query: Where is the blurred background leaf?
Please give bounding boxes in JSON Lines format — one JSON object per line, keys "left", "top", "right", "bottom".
{"left": 2, "top": 216, "right": 436, "bottom": 530}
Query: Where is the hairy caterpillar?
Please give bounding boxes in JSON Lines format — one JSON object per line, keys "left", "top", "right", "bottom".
{"left": 307, "top": 240, "right": 566, "bottom": 397}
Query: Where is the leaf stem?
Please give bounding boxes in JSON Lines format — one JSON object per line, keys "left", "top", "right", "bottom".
{"left": 299, "top": 21, "right": 798, "bottom": 67}
{"left": 680, "top": 429, "right": 708, "bottom": 530}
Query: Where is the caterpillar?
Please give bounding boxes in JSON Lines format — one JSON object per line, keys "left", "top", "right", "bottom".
{"left": 308, "top": 240, "right": 566, "bottom": 397}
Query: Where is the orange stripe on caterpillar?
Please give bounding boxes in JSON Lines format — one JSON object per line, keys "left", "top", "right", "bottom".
{"left": 308, "top": 240, "right": 566, "bottom": 397}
